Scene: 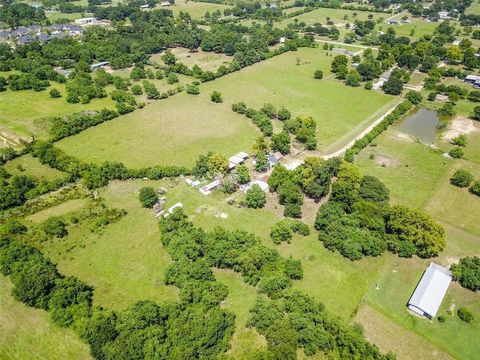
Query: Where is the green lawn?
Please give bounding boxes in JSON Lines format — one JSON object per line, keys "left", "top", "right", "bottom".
{"left": 201, "top": 47, "right": 396, "bottom": 153}
{"left": 27, "top": 198, "right": 89, "bottom": 223}
{"left": 0, "top": 276, "right": 92, "bottom": 360}
{"left": 56, "top": 91, "right": 260, "bottom": 168}
{"left": 151, "top": 48, "right": 232, "bottom": 72}
{"left": 4, "top": 154, "right": 65, "bottom": 181}
{"left": 0, "top": 82, "right": 115, "bottom": 139}
{"left": 466, "top": 0, "right": 480, "bottom": 15}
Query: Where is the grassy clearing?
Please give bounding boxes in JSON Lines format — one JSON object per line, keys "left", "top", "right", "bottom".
{"left": 40, "top": 180, "right": 179, "bottom": 310}
{"left": 26, "top": 198, "right": 89, "bottom": 223}
{"left": 46, "top": 11, "right": 93, "bottom": 21}
{"left": 466, "top": 0, "right": 480, "bottom": 15}
{"left": 382, "top": 18, "right": 439, "bottom": 39}
{"left": 57, "top": 91, "right": 260, "bottom": 168}
{"left": 0, "top": 82, "right": 115, "bottom": 139}
{"left": 424, "top": 160, "right": 480, "bottom": 236}
{"left": 214, "top": 269, "right": 267, "bottom": 359}
{"left": 4, "top": 154, "right": 65, "bottom": 181}
{"left": 0, "top": 276, "right": 92, "bottom": 360}
{"left": 276, "top": 7, "right": 387, "bottom": 28}
{"left": 151, "top": 48, "right": 232, "bottom": 72}
{"left": 355, "top": 304, "right": 454, "bottom": 360}
{"left": 355, "top": 127, "right": 452, "bottom": 208}
{"left": 168, "top": 0, "right": 231, "bottom": 19}
{"left": 202, "top": 47, "right": 395, "bottom": 152}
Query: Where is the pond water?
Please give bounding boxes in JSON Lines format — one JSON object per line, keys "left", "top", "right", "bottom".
{"left": 396, "top": 108, "right": 440, "bottom": 144}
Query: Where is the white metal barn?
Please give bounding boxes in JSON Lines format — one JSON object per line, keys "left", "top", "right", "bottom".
{"left": 407, "top": 263, "right": 452, "bottom": 319}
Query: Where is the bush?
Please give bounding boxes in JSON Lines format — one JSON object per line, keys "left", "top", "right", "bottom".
{"left": 469, "top": 180, "right": 480, "bottom": 196}
{"left": 270, "top": 221, "right": 293, "bottom": 244}
{"left": 450, "top": 169, "right": 474, "bottom": 187}
{"left": 405, "top": 90, "right": 423, "bottom": 105}
{"left": 449, "top": 147, "right": 464, "bottom": 159}
{"left": 437, "top": 315, "right": 446, "bottom": 323}
{"left": 138, "top": 187, "right": 157, "bottom": 208}
{"left": 364, "top": 81, "right": 373, "bottom": 90}
{"left": 452, "top": 134, "right": 467, "bottom": 147}
{"left": 42, "top": 217, "right": 68, "bottom": 238}
{"left": 131, "top": 84, "right": 143, "bottom": 95}
{"left": 313, "top": 70, "right": 323, "bottom": 79}
{"left": 245, "top": 184, "right": 266, "bottom": 208}
{"left": 284, "top": 202, "right": 301, "bottom": 218}
{"left": 277, "top": 107, "right": 291, "bottom": 121}
{"left": 210, "top": 91, "right": 223, "bottom": 103}
{"left": 49, "top": 88, "right": 61, "bottom": 98}
{"left": 186, "top": 83, "right": 200, "bottom": 95}
{"left": 457, "top": 307, "right": 474, "bottom": 323}
{"left": 451, "top": 256, "right": 480, "bottom": 291}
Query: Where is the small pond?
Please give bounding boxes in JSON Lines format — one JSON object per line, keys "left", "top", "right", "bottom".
{"left": 396, "top": 108, "right": 440, "bottom": 144}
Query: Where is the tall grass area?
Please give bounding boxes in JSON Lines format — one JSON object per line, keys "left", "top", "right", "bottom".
{"left": 0, "top": 276, "right": 91, "bottom": 360}
{"left": 4, "top": 155, "right": 66, "bottom": 181}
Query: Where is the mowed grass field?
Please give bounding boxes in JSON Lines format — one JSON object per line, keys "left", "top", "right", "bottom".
{"left": 202, "top": 47, "right": 396, "bottom": 152}
{"left": 0, "top": 81, "right": 115, "bottom": 139}
{"left": 151, "top": 48, "right": 232, "bottom": 72}
{"left": 0, "top": 276, "right": 92, "bottom": 360}
{"left": 168, "top": 0, "right": 231, "bottom": 19}
{"left": 56, "top": 92, "right": 260, "bottom": 168}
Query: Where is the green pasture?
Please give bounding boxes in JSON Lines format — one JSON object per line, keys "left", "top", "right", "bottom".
{"left": 56, "top": 91, "right": 260, "bottom": 168}
{"left": 0, "top": 82, "right": 115, "bottom": 139}
{"left": 4, "top": 154, "right": 65, "bottom": 181}
{"left": 169, "top": 0, "right": 232, "bottom": 19}
{"left": 201, "top": 47, "right": 396, "bottom": 153}
{"left": 0, "top": 276, "right": 91, "bottom": 360}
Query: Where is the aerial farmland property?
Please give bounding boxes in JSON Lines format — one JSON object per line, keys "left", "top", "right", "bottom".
{"left": 0, "top": 0, "right": 479, "bottom": 359}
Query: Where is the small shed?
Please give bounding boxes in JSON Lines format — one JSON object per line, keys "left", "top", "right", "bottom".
{"left": 168, "top": 202, "right": 183, "bottom": 214}
{"left": 228, "top": 151, "right": 249, "bottom": 170}
{"left": 244, "top": 179, "right": 269, "bottom": 193}
{"left": 200, "top": 179, "right": 222, "bottom": 195}
{"left": 407, "top": 263, "right": 452, "bottom": 319}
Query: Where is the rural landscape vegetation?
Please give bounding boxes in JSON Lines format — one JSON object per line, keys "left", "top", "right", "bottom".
{"left": 0, "top": 0, "right": 479, "bottom": 359}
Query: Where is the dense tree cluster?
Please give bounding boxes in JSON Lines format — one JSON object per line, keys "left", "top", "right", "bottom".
{"left": 451, "top": 256, "right": 480, "bottom": 291}
{"left": 283, "top": 115, "right": 317, "bottom": 150}
{"left": 315, "top": 163, "right": 446, "bottom": 260}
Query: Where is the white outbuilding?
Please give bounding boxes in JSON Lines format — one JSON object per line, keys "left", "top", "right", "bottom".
{"left": 407, "top": 263, "right": 452, "bottom": 319}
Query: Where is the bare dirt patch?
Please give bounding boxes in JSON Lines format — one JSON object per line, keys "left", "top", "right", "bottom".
{"left": 374, "top": 155, "right": 400, "bottom": 167}
{"left": 391, "top": 131, "right": 415, "bottom": 143}
{"left": 442, "top": 116, "right": 479, "bottom": 142}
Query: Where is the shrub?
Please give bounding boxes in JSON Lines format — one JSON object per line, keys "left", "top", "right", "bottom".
{"left": 405, "top": 90, "right": 423, "bottom": 105}
{"left": 437, "top": 315, "right": 446, "bottom": 323}
{"left": 449, "top": 147, "right": 464, "bottom": 159}
{"left": 313, "top": 70, "right": 323, "bottom": 79}
{"left": 284, "top": 202, "right": 301, "bottom": 218}
{"left": 457, "top": 307, "right": 474, "bottom": 323}
{"left": 469, "top": 180, "right": 480, "bottom": 196}
{"left": 277, "top": 107, "right": 291, "bottom": 121}
{"left": 186, "top": 84, "right": 200, "bottom": 95}
{"left": 131, "top": 84, "right": 143, "bottom": 95}
{"left": 452, "top": 134, "right": 467, "bottom": 147}
{"left": 138, "top": 187, "right": 157, "bottom": 208}
{"left": 450, "top": 169, "right": 474, "bottom": 187}
{"left": 42, "top": 217, "right": 68, "bottom": 238}
{"left": 245, "top": 184, "right": 266, "bottom": 208}
{"left": 49, "top": 88, "right": 61, "bottom": 98}
{"left": 364, "top": 81, "right": 373, "bottom": 90}
{"left": 210, "top": 91, "right": 223, "bottom": 103}
{"left": 270, "top": 221, "right": 293, "bottom": 244}
{"left": 451, "top": 256, "right": 480, "bottom": 291}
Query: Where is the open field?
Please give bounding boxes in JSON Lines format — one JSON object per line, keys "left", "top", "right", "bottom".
{"left": 38, "top": 181, "right": 179, "bottom": 310}
{"left": 276, "top": 7, "right": 388, "bottom": 29}
{"left": 57, "top": 92, "right": 259, "bottom": 168}
{"left": 167, "top": 0, "right": 231, "bottom": 19}
{"left": 466, "top": 0, "right": 480, "bottom": 15}
{"left": 202, "top": 47, "right": 396, "bottom": 152}
{"left": 0, "top": 82, "right": 115, "bottom": 139}
{"left": 4, "top": 154, "right": 66, "bottom": 181}
{"left": 151, "top": 47, "right": 232, "bottom": 72}
{"left": 355, "top": 127, "right": 452, "bottom": 208}
{"left": 27, "top": 198, "right": 89, "bottom": 223}
{"left": 214, "top": 269, "right": 267, "bottom": 359}
{"left": 0, "top": 276, "right": 92, "bottom": 360}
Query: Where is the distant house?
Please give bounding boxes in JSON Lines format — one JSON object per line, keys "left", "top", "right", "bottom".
{"left": 27, "top": 24, "right": 42, "bottom": 35}
{"left": 90, "top": 61, "right": 109, "bottom": 70}
{"left": 244, "top": 179, "right": 269, "bottom": 193}
{"left": 54, "top": 67, "right": 72, "bottom": 78}
{"left": 438, "top": 11, "right": 449, "bottom": 19}
{"left": 11, "top": 27, "right": 31, "bottom": 38}
{"left": 167, "top": 202, "right": 183, "bottom": 214}
{"left": 372, "top": 79, "right": 385, "bottom": 90}
{"left": 17, "top": 35, "right": 34, "bottom": 45}
{"left": 269, "top": 3, "right": 278, "bottom": 8}
{"left": 37, "top": 34, "right": 52, "bottom": 43}
{"left": 160, "top": 1, "right": 171, "bottom": 6}
{"left": 0, "top": 31, "right": 9, "bottom": 41}
{"left": 200, "top": 180, "right": 222, "bottom": 195}
{"left": 140, "top": 4, "right": 149, "bottom": 8}
{"left": 452, "top": 39, "right": 461, "bottom": 46}
{"left": 75, "top": 17, "right": 97, "bottom": 26}
{"left": 386, "top": 19, "right": 399, "bottom": 25}
{"left": 267, "top": 151, "right": 283, "bottom": 168}
{"left": 228, "top": 151, "right": 249, "bottom": 170}
{"left": 332, "top": 48, "right": 354, "bottom": 56}
{"left": 407, "top": 263, "right": 452, "bottom": 319}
